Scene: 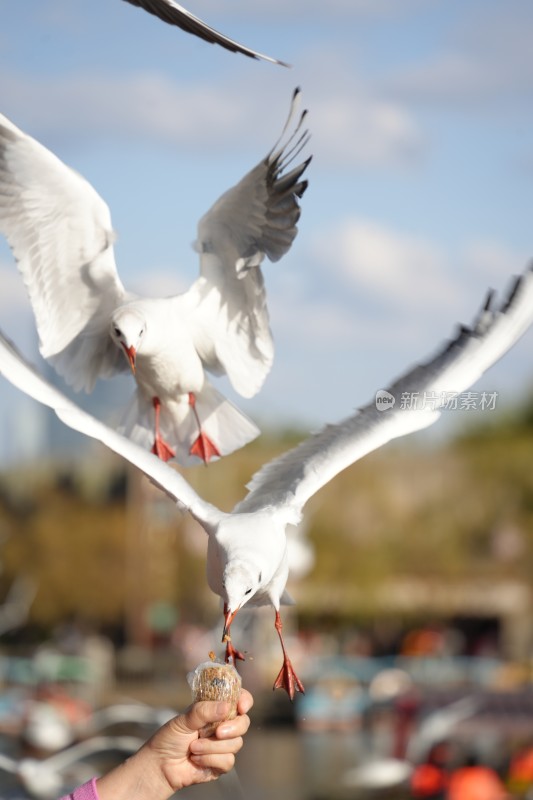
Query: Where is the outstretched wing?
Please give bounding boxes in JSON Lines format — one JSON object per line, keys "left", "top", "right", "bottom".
{"left": 39, "top": 736, "right": 144, "bottom": 772}
{"left": 237, "top": 263, "right": 533, "bottom": 520}
{"left": 0, "top": 333, "right": 221, "bottom": 528}
{"left": 122, "top": 0, "right": 288, "bottom": 65}
{"left": 188, "top": 87, "right": 311, "bottom": 397}
{"left": 0, "top": 113, "right": 129, "bottom": 391}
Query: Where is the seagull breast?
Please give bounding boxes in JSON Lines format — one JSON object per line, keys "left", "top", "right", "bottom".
{"left": 116, "top": 298, "right": 206, "bottom": 399}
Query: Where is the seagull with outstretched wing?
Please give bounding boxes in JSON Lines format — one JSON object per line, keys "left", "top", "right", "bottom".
{"left": 0, "top": 88, "right": 310, "bottom": 466}
{"left": 122, "top": 0, "right": 289, "bottom": 65}
{"left": 0, "top": 264, "right": 531, "bottom": 698}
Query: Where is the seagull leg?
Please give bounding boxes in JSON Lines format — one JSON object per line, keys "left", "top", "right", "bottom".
{"left": 188, "top": 392, "right": 221, "bottom": 464}
{"left": 273, "top": 610, "right": 305, "bottom": 701}
{"left": 222, "top": 603, "right": 245, "bottom": 664}
{"left": 151, "top": 397, "right": 176, "bottom": 462}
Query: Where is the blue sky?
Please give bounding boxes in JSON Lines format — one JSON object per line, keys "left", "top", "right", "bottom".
{"left": 1, "top": 0, "right": 533, "bottom": 464}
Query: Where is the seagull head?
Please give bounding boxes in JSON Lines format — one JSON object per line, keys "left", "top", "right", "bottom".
{"left": 222, "top": 560, "right": 262, "bottom": 634}
{"left": 110, "top": 308, "right": 147, "bottom": 374}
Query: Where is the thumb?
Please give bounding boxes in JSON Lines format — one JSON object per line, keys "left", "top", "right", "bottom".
{"left": 181, "top": 700, "right": 231, "bottom": 735}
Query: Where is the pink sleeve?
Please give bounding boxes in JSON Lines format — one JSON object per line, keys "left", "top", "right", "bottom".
{"left": 58, "top": 778, "right": 100, "bottom": 800}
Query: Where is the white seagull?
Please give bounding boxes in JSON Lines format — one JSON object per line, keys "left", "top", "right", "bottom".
{"left": 122, "top": 0, "right": 289, "bottom": 65}
{"left": 0, "top": 89, "right": 310, "bottom": 466}
{"left": 23, "top": 702, "right": 177, "bottom": 753}
{"left": 0, "top": 265, "right": 532, "bottom": 698}
{"left": 0, "top": 736, "right": 144, "bottom": 799}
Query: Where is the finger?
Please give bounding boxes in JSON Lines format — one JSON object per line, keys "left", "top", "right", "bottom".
{"left": 190, "top": 735, "right": 244, "bottom": 757}
{"left": 237, "top": 689, "right": 254, "bottom": 715}
{"left": 216, "top": 713, "right": 251, "bottom": 739}
{"left": 180, "top": 701, "right": 231, "bottom": 735}
{"left": 189, "top": 752, "right": 236, "bottom": 774}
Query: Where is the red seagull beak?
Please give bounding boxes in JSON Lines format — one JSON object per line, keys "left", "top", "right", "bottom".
{"left": 122, "top": 344, "right": 136, "bottom": 374}
{"left": 223, "top": 606, "right": 239, "bottom": 640}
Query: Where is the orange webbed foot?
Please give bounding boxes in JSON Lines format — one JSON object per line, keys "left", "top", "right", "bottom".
{"left": 273, "top": 657, "right": 305, "bottom": 701}
{"left": 151, "top": 436, "right": 175, "bottom": 462}
{"left": 190, "top": 431, "right": 221, "bottom": 464}
{"left": 224, "top": 639, "right": 246, "bottom": 665}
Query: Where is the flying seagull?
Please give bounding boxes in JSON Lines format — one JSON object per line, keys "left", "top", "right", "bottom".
{"left": 0, "top": 264, "right": 532, "bottom": 698}
{"left": 0, "top": 89, "right": 310, "bottom": 466}
{"left": 122, "top": 0, "right": 289, "bottom": 65}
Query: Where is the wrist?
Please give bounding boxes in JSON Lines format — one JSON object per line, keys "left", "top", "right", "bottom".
{"left": 96, "top": 744, "right": 176, "bottom": 800}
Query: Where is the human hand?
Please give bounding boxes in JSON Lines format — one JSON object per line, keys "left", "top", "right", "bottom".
{"left": 150, "top": 688, "right": 253, "bottom": 792}
{"left": 95, "top": 689, "right": 253, "bottom": 800}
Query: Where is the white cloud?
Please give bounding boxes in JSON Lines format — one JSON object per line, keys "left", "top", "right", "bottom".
{"left": 309, "top": 91, "right": 424, "bottom": 168}
{"left": 271, "top": 295, "right": 370, "bottom": 346}
{"left": 386, "top": 6, "right": 533, "bottom": 108}
{"left": 304, "top": 220, "right": 533, "bottom": 372}
{"left": 462, "top": 240, "right": 530, "bottom": 284}
{"left": 2, "top": 72, "right": 247, "bottom": 152}
{"left": 389, "top": 54, "right": 533, "bottom": 108}
{"left": 2, "top": 62, "right": 424, "bottom": 170}
{"left": 313, "top": 218, "right": 459, "bottom": 311}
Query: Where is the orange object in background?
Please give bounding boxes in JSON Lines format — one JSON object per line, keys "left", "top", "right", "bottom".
{"left": 447, "top": 764, "right": 508, "bottom": 800}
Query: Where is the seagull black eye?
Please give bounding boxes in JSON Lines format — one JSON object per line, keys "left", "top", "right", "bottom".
{"left": 114, "top": 327, "right": 121, "bottom": 337}
{"left": 244, "top": 588, "right": 252, "bottom": 596}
